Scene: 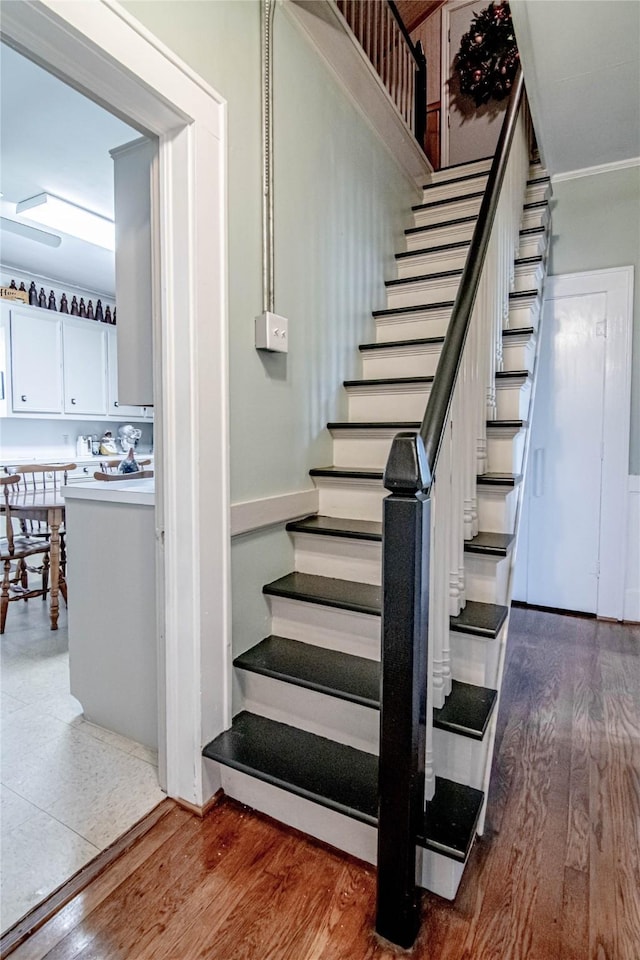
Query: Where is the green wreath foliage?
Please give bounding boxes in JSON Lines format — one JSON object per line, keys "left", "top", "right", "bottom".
{"left": 454, "top": 2, "right": 519, "bottom": 107}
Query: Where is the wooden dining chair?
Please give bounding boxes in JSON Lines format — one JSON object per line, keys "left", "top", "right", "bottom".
{"left": 93, "top": 470, "right": 154, "bottom": 482}
{"left": 7, "top": 463, "right": 76, "bottom": 582}
{"left": 98, "top": 458, "right": 151, "bottom": 474}
{"left": 1, "top": 476, "right": 52, "bottom": 633}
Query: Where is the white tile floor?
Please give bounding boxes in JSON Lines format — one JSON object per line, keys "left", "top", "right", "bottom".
{"left": 0, "top": 600, "right": 165, "bottom": 933}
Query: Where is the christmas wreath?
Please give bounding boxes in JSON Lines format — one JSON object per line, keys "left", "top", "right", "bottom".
{"left": 454, "top": 2, "right": 519, "bottom": 107}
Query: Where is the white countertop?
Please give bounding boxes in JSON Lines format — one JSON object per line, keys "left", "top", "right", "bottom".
{"left": 63, "top": 478, "right": 155, "bottom": 506}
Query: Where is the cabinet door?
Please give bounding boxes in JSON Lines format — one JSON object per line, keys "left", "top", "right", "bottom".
{"left": 106, "top": 328, "right": 146, "bottom": 418}
{"left": 63, "top": 321, "right": 108, "bottom": 416}
{"left": 10, "top": 307, "right": 63, "bottom": 413}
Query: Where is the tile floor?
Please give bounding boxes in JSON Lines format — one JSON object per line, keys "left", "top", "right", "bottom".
{"left": 1, "top": 599, "right": 165, "bottom": 933}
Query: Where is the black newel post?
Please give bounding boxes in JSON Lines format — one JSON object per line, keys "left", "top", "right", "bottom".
{"left": 376, "top": 432, "right": 431, "bottom": 949}
{"left": 414, "top": 40, "right": 427, "bottom": 149}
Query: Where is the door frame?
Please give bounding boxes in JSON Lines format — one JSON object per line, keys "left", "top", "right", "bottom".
{"left": 521, "top": 267, "right": 633, "bottom": 619}
{"left": 0, "top": 0, "right": 231, "bottom": 805}
{"left": 440, "top": 0, "right": 476, "bottom": 168}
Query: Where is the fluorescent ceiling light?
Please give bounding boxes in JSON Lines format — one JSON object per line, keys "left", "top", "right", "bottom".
{"left": 1, "top": 216, "right": 62, "bottom": 247}
{"left": 16, "top": 193, "right": 114, "bottom": 250}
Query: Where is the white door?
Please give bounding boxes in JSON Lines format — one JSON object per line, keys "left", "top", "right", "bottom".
{"left": 518, "top": 292, "right": 606, "bottom": 613}
{"left": 444, "top": 0, "right": 507, "bottom": 167}
{"left": 514, "top": 268, "right": 633, "bottom": 619}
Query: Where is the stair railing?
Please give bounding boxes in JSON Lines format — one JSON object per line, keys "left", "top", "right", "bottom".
{"left": 376, "top": 68, "right": 529, "bottom": 948}
{"left": 336, "top": 0, "right": 427, "bottom": 146}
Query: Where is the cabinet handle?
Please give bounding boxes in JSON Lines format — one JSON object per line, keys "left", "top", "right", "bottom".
{"left": 21, "top": 395, "right": 27, "bottom": 402}
{"left": 114, "top": 401, "right": 119, "bottom": 407}
{"left": 71, "top": 398, "right": 77, "bottom": 405}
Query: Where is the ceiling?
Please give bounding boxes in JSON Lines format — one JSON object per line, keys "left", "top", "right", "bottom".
{"left": 511, "top": 0, "right": 640, "bottom": 175}
{"left": 0, "top": 43, "right": 140, "bottom": 296}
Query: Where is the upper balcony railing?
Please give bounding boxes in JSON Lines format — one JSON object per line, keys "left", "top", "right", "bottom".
{"left": 336, "top": 0, "right": 427, "bottom": 147}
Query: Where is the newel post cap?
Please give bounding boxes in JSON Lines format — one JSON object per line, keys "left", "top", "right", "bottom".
{"left": 383, "top": 432, "right": 431, "bottom": 496}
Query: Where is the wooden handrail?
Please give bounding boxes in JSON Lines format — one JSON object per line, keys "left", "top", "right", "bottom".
{"left": 418, "top": 67, "right": 525, "bottom": 482}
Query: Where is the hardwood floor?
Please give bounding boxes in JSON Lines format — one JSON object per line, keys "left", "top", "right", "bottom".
{"left": 7, "top": 608, "right": 639, "bottom": 960}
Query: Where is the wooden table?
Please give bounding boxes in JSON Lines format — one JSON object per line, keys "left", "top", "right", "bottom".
{"left": 6, "top": 488, "right": 66, "bottom": 630}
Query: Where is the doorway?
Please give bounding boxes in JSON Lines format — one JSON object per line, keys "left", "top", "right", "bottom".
{"left": 514, "top": 268, "right": 633, "bottom": 618}
{"left": 0, "top": 0, "right": 230, "bottom": 931}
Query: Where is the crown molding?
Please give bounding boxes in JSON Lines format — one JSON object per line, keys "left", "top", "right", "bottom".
{"left": 551, "top": 156, "right": 640, "bottom": 184}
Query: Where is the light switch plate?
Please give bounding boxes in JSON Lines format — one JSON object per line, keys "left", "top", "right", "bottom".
{"left": 255, "top": 311, "right": 288, "bottom": 353}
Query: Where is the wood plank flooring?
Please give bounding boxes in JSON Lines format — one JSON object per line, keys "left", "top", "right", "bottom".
{"left": 6, "top": 608, "right": 639, "bottom": 960}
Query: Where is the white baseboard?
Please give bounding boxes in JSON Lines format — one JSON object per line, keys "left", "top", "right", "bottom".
{"left": 230, "top": 488, "right": 319, "bottom": 537}
{"left": 624, "top": 475, "right": 640, "bottom": 623}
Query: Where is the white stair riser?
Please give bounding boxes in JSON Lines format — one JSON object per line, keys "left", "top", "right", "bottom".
{"left": 518, "top": 232, "right": 546, "bottom": 259}
{"left": 433, "top": 725, "right": 491, "bottom": 791}
{"left": 216, "top": 765, "right": 466, "bottom": 900}
{"left": 525, "top": 180, "right": 550, "bottom": 203}
{"left": 521, "top": 205, "right": 549, "bottom": 230}
{"left": 396, "top": 245, "right": 468, "bottom": 279}
{"left": 450, "top": 630, "right": 500, "bottom": 689}
{"left": 464, "top": 553, "right": 511, "bottom": 605}
{"left": 346, "top": 380, "right": 527, "bottom": 422}
{"left": 428, "top": 158, "right": 492, "bottom": 183}
{"left": 477, "top": 484, "right": 519, "bottom": 534}
{"left": 316, "top": 477, "right": 385, "bottom": 522}
{"left": 292, "top": 531, "right": 381, "bottom": 585}
{"left": 503, "top": 333, "right": 536, "bottom": 372}
{"left": 496, "top": 379, "right": 531, "bottom": 419}
{"left": 268, "top": 592, "right": 381, "bottom": 658}
{"left": 361, "top": 346, "right": 441, "bottom": 379}
{"left": 508, "top": 297, "right": 540, "bottom": 330}
{"left": 375, "top": 309, "right": 451, "bottom": 342}
{"left": 513, "top": 260, "right": 544, "bottom": 293}
{"left": 486, "top": 428, "right": 525, "bottom": 474}
{"left": 237, "top": 670, "right": 379, "bottom": 754}
{"left": 413, "top": 195, "right": 482, "bottom": 228}
{"left": 421, "top": 173, "right": 488, "bottom": 204}
{"left": 405, "top": 219, "right": 477, "bottom": 252}
{"left": 386, "top": 275, "right": 460, "bottom": 309}
{"left": 330, "top": 430, "right": 523, "bottom": 473}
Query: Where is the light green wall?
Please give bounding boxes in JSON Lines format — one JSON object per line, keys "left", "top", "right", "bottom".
{"left": 123, "top": 0, "right": 417, "bottom": 653}
{"left": 549, "top": 165, "right": 640, "bottom": 474}
{"left": 124, "top": 0, "right": 415, "bottom": 503}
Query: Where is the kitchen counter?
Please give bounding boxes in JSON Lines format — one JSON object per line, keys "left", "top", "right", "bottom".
{"left": 63, "top": 477, "right": 154, "bottom": 506}
{"left": 65, "top": 476, "right": 157, "bottom": 748}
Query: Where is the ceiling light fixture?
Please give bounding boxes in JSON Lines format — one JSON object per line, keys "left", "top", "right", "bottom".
{"left": 1, "top": 216, "right": 62, "bottom": 247}
{"left": 16, "top": 193, "right": 115, "bottom": 251}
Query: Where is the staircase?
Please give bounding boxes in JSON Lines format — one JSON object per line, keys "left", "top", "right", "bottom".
{"left": 204, "top": 78, "right": 549, "bottom": 946}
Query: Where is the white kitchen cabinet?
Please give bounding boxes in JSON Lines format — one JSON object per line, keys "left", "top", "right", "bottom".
{"left": 9, "top": 304, "right": 63, "bottom": 414}
{"left": 106, "top": 327, "right": 145, "bottom": 419}
{"left": 111, "top": 137, "right": 156, "bottom": 407}
{"left": 63, "top": 318, "right": 108, "bottom": 416}
{"left": 0, "top": 310, "right": 9, "bottom": 417}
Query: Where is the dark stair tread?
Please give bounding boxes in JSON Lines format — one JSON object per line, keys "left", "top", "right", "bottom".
{"left": 263, "top": 571, "right": 381, "bottom": 616}
{"left": 344, "top": 375, "right": 435, "bottom": 389}
{"left": 450, "top": 599, "right": 508, "bottom": 638}
{"left": 286, "top": 515, "right": 382, "bottom": 541}
{"left": 405, "top": 215, "right": 478, "bottom": 237}
{"left": 477, "top": 472, "right": 521, "bottom": 486}
{"left": 385, "top": 268, "right": 462, "bottom": 288}
{"left": 422, "top": 169, "right": 488, "bottom": 190}
{"left": 327, "top": 420, "right": 524, "bottom": 431}
{"left": 464, "top": 531, "right": 515, "bottom": 556}
{"left": 523, "top": 200, "right": 548, "bottom": 209}
{"left": 495, "top": 369, "right": 530, "bottom": 381}
{"left": 412, "top": 190, "right": 484, "bottom": 212}
{"left": 203, "top": 712, "right": 483, "bottom": 861}
{"left": 503, "top": 326, "right": 535, "bottom": 338}
{"left": 372, "top": 301, "right": 454, "bottom": 318}
{"left": 519, "top": 225, "right": 545, "bottom": 236}
{"left": 418, "top": 777, "right": 484, "bottom": 861}
{"left": 310, "top": 465, "right": 383, "bottom": 481}
{"left": 234, "top": 635, "right": 380, "bottom": 708}
{"left": 434, "top": 679, "right": 497, "bottom": 740}
{"left": 527, "top": 175, "right": 550, "bottom": 185}
{"left": 514, "top": 255, "right": 543, "bottom": 266}
{"left": 359, "top": 335, "right": 445, "bottom": 352}
{"left": 395, "top": 240, "right": 470, "bottom": 260}
{"left": 509, "top": 288, "right": 539, "bottom": 300}
{"left": 202, "top": 711, "right": 378, "bottom": 825}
